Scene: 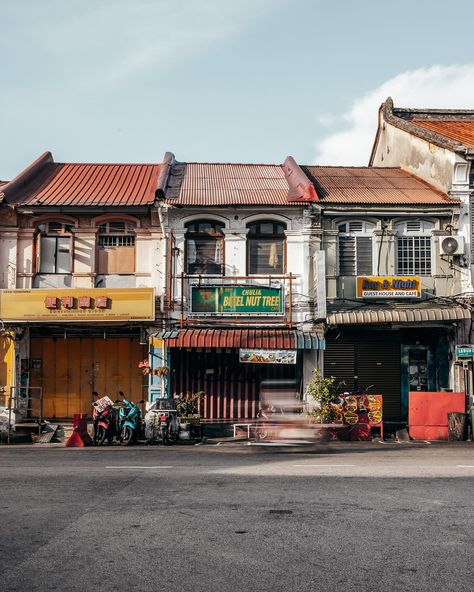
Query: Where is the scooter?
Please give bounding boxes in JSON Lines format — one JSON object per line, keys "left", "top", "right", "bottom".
{"left": 117, "top": 398, "right": 143, "bottom": 445}
{"left": 92, "top": 396, "right": 118, "bottom": 445}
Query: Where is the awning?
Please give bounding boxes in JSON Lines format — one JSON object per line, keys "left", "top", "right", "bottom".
{"left": 153, "top": 329, "right": 324, "bottom": 349}
{"left": 327, "top": 305, "right": 471, "bottom": 326}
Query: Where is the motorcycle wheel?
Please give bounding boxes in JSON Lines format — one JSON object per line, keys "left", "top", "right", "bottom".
{"left": 121, "top": 426, "right": 134, "bottom": 446}
{"left": 94, "top": 425, "right": 107, "bottom": 446}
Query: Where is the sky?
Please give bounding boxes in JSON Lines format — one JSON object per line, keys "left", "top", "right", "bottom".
{"left": 2, "top": 0, "right": 474, "bottom": 178}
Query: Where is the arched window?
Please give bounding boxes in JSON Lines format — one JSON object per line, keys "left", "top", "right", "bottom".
{"left": 36, "top": 221, "right": 73, "bottom": 274}
{"left": 247, "top": 220, "right": 286, "bottom": 275}
{"left": 185, "top": 220, "right": 224, "bottom": 275}
{"left": 98, "top": 221, "right": 136, "bottom": 274}
{"left": 395, "top": 220, "right": 434, "bottom": 276}
{"left": 338, "top": 220, "right": 375, "bottom": 276}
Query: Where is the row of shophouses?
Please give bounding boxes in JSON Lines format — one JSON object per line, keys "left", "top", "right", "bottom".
{"left": 1, "top": 97, "right": 474, "bottom": 427}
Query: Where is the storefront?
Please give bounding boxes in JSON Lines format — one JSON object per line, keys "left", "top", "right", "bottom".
{"left": 156, "top": 329, "right": 324, "bottom": 421}
{"left": 325, "top": 303, "right": 470, "bottom": 421}
{"left": 0, "top": 288, "right": 155, "bottom": 420}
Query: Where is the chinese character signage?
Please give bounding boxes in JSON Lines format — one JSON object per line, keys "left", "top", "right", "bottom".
{"left": 190, "top": 285, "right": 284, "bottom": 315}
{"left": 239, "top": 349, "right": 297, "bottom": 364}
{"left": 356, "top": 276, "right": 421, "bottom": 298}
{"left": 0, "top": 288, "right": 155, "bottom": 321}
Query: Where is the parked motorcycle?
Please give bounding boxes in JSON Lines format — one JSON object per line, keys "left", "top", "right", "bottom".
{"left": 117, "top": 398, "right": 144, "bottom": 445}
{"left": 92, "top": 395, "right": 118, "bottom": 446}
{"left": 158, "top": 409, "right": 180, "bottom": 445}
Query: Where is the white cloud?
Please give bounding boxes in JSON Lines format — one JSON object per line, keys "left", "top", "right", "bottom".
{"left": 313, "top": 64, "right": 474, "bottom": 166}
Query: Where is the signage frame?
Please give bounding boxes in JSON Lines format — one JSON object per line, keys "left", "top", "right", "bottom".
{"left": 455, "top": 345, "right": 474, "bottom": 359}
{"left": 0, "top": 288, "right": 155, "bottom": 322}
{"left": 190, "top": 284, "right": 285, "bottom": 317}
{"left": 356, "top": 276, "right": 421, "bottom": 299}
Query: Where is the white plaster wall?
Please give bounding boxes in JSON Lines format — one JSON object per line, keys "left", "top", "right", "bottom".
{"left": 372, "top": 122, "right": 455, "bottom": 193}
{"left": 165, "top": 207, "right": 320, "bottom": 325}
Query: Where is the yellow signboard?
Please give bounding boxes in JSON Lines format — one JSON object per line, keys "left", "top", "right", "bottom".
{"left": 0, "top": 288, "right": 155, "bottom": 322}
{"left": 356, "top": 276, "right": 421, "bottom": 299}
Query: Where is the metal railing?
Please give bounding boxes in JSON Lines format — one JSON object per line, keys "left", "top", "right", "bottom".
{"left": 176, "top": 273, "right": 296, "bottom": 327}
{"left": 4, "top": 387, "right": 43, "bottom": 444}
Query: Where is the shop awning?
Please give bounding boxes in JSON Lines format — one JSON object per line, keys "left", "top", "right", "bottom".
{"left": 152, "top": 329, "right": 324, "bottom": 349}
{"left": 327, "top": 304, "right": 471, "bottom": 326}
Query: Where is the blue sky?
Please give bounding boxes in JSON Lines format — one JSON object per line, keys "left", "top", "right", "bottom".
{"left": 1, "top": 0, "right": 474, "bottom": 178}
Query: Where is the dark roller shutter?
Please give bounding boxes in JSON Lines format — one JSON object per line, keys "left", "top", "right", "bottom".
{"left": 324, "top": 341, "right": 356, "bottom": 392}
{"left": 356, "top": 341, "right": 401, "bottom": 419}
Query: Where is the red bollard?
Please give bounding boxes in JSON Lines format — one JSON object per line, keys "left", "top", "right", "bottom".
{"left": 66, "top": 413, "right": 93, "bottom": 447}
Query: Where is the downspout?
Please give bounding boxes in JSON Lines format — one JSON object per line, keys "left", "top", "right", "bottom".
{"left": 155, "top": 152, "right": 175, "bottom": 315}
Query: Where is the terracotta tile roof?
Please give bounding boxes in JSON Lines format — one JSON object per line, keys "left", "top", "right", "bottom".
{"left": 302, "top": 166, "right": 453, "bottom": 205}
{"left": 411, "top": 120, "right": 474, "bottom": 148}
{"left": 2, "top": 152, "right": 162, "bottom": 207}
{"left": 163, "top": 162, "right": 310, "bottom": 206}
{"left": 370, "top": 98, "right": 474, "bottom": 162}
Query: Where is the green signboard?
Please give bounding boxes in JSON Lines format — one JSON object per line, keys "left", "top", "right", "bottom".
{"left": 190, "top": 285, "right": 284, "bottom": 315}
{"left": 455, "top": 345, "right": 474, "bottom": 359}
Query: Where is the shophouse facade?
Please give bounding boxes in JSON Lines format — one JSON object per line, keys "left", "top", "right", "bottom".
{"left": 369, "top": 98, "right": 474, "bottom": 409}
{"left": 154, "top": 156, "right": 326, "bottom": 421}
{"left": 0, "top": 151, "right": 167, "bottom": 419}
{"left": 303, "top": 165, "right": 469, "bottom": 421}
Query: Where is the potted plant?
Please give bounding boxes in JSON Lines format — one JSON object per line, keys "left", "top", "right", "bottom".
{"left": 305, "top": 368, "right": 344, "bottom": 424}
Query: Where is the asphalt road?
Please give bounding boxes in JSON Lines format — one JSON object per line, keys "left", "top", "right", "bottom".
{"left": 0, "top": 442, "right": 473, "bottom": 592}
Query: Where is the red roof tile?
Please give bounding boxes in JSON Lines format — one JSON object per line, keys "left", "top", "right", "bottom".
{"left": 302, "top": 166, "right": 453, "bottom": 205}
{"left": 411, "top": 120, "right": 474, "bottom": 148}
{"left": 3, "top": 155, "right": 162, "bottom": 207}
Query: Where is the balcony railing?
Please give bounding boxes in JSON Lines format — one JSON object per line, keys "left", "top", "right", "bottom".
{"left": 175, "top": 273, "right": 296, "bottom": 327}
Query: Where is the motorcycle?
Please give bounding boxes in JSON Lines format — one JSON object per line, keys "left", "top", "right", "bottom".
{"left": 117, "top": 398, "right": 144, "bottom": 445}
{"left": 158, "top": 409, "right": 180, "bottom": 445}
{"left": 92, "top": 395, "right": 118, "bottom": 446}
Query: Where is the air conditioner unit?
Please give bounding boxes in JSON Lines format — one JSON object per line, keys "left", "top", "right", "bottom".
{"left": 439, "top": 235, "right": 465, "bottom": 256}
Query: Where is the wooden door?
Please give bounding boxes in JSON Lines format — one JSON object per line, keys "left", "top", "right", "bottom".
{"left": 30, "top": 337, "right": 145, "bottom": 419}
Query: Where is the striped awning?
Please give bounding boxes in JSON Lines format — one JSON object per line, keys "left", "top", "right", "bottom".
{"left": 327, "top": 305, "right": 471, "bottom": 326}
{"left": 152, "top": 329, "right": 324, "bottom": 349}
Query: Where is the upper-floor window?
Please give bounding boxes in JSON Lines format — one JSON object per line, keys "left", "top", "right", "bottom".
{"left": 338, "top": 220, "right": 374, "bottom": 276}
{"left": 36, "top": 221, "right": 73, "bottom": 274}
{"left": 185, "top": 220, "right": 224, "bottom": 275}
{"left": 247, "top": 220, "right": 286, "bottom": 275}
{"left": 395, "top": 220, "right": 433, "bottom": 276}
{"left": 98, "top": 221, "right": 136, "bottom": 274}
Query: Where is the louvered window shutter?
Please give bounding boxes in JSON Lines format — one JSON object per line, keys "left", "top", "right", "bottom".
{"left": 356, "top": 237, "right": 373, "bottom": 275}
{"left": 339, "top": 236, "right": 356, "bottom": 275}
{"left": 339, "top": 236, "right": 372, "bottom": 275}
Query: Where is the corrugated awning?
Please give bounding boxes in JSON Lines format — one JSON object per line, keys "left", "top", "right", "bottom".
{"left": 152, "top": 329, "right": 324, "bottom": 349}
{"left": 327, "top": 305, "right": 471, "bottom": 326}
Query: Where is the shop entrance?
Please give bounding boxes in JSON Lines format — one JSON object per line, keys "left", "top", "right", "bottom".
{"left": 171, "top": 348, "right": 299, "bottom": 420}
{"left": 30, "top": 336, "right": 145, "bottom": 418}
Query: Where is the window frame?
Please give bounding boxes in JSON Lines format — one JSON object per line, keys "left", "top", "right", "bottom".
{"left": 246, "top": 220, "right": 287, "bottom": 276}
{"left": 337, "top": 220, "right": 375, "bottom": 277}
{"left": 394, "top": 220, "right": 434, "bottom": 277}
{"left": 97, "top": 220, "right": 136, "bottom": 274}
{"left": 36, "top": 221, "right": 73, "bottom": 275}
{"left": 184, "top": 219, "right": 225, "bottom": 276}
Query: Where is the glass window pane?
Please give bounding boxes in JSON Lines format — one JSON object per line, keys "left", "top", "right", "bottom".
{"left": 39, "top": 237, "right": 56, "bottom": 273}
{"left": 56, "top": 237, "right": 72, "bottom": 273}
{"left": 248, "top": 239, "right": 284, "bottom": 274}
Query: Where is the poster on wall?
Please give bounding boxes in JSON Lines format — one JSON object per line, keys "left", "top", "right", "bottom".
{"left": 239, "top": 349, "right": 297, "bottom": 364}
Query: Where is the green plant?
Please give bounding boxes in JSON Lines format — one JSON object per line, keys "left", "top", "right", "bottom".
{"left": 174, "top": 391, "right": 205, "bottom": 418}
{"left": 306, "top": 368, "right": 344, "bottom": 423}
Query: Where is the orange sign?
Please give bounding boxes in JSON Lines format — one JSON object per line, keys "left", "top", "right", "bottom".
{"left": 357, "top": 276, "right": 421, "bottom": 298}
{"left": 0, "top": 288, "right": 155, "bottom": 322}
